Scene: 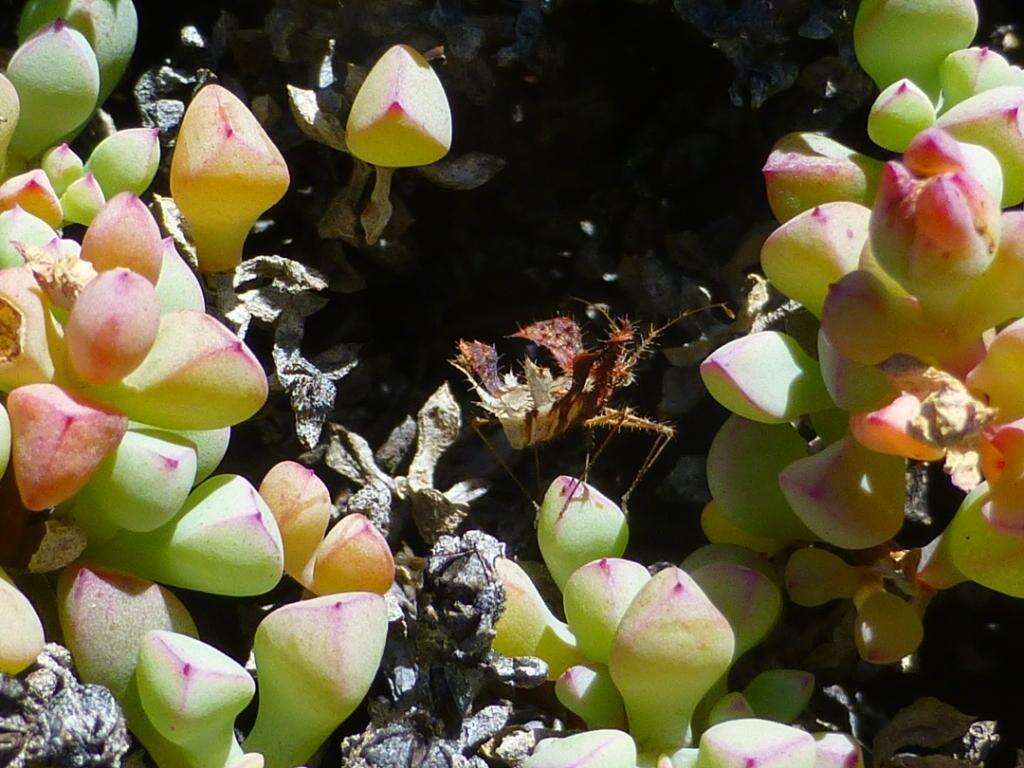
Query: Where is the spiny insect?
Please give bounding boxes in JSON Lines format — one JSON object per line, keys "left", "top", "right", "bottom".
{"left": 453, "top": 314, "right": 676, "bottom": 508}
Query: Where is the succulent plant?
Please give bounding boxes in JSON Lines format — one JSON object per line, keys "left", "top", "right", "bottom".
{"left": 523, "top": 720, "right": 862, "bottom": 768}
{"left": 0, "top": 7, "right": 399, "bottom": 763}
{"left": 700, "top": 0, "right": 1024, "bottom": 665}
{"left": 497, "top": 477, "right": 823, "bottom": 760}
{"left": 170, "top": 84, "right": 289, "bottom": 273}
{"left": 345, "top": 44, "right": 453, "bottom": 168}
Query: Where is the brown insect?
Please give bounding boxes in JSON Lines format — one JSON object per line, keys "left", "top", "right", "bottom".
{"left": 452, "top": 315, "right": 676, "bottom": 506}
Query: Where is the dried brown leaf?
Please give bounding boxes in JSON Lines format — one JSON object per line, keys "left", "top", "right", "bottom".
{"left": 874, "top": 698, "right": 977, "bottom": 768}
{"left": 152, "top": 194, "right": 199, "bottom": 268}
{"left": 0, "top": 295, "right": 23, "bottom": 364}
{"left": 287, "top": 85, "right": 348, "bottom": 152}
{"left": 18, "top": 242, "right": 97, "bottom": 310}
{"left": 361, "top": 167, "right": 394, "bottom": 245}
{"left": 407, "top": 383, "right": 462, "bottom": 490}
{"left": 881, "top": 356, "right": 996, "bottom": 448}
{"left": 28, "top": 519, "right": 87, "bottom": 573}
{"left": 417, "top": 152, "right": 506, "bottom": 190}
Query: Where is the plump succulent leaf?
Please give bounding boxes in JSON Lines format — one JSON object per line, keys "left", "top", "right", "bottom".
{"left": 854, "top": 0, "right": 977, "bottom": 98}
{"left": 700, "top": 501, "right": 787, "bottom": 555}
{"left": 305, "top": 513, "right": 395, "bottom": 596}
{"left": 849, "top": 394, "right": 945, "bottom": 461}
{"left": 0, "top": 206, "right": 55, "bottom": 268}
{"left": 0, "top": 169, "right": 63, "bottom": 228}
{"left": 945, "top": 482, "right": 1024, "bottom": 597}
{"left": 967, "top": 318, "right": 1024, "bottom": 420}
{"left": 937, "top": 86, "right": 1024, "bottom": 206}
{"left": 243, "top": 593, "right": 388, "bottom": 768}
{"left": 870, "top": 159, "right": 1000, "bottom": 318}
{"left": 40, "top": 143, "right": 83, "bottom": 196}
{"left": 742, "top": 669, "right": 815, "bottom": 723}
{"left": 59, "top": 171, "right": 105, "bottom": 225}
{"left": 346, "top": 45, "right": 453, "bottom": 168}
{"left": 170, "top": 84, "right": 289, "bottom": 273}
{"left": 0, "top": 74, "right": 20, "bottom": 177}
{"left": 85, "top": 474, "right": 284, "bottom": 596}
{"left": 9, "top": 383, "right": 127, "bottom": 510}
{"left": 609, "top": 567, "right": 735, "bottom": 752}
{"left": 7, "top": 19, "right": 100, "bottom": 160}
{"left": 493, "top": 557, "right": 584, "bottom": 679}
{"left": 80, "top": 192, "right": 163, "bottom": 283}
{"left": 153, "top": 238, "right": 205, "bottom": 315}
{"left": 259, "top": 460, "right": 331, "bottom": 583}
{"left": 813, "top": 733, "right": 865, "bottom": 768}
{"left": 136, "top": 630, "right": 252, "bottom": 764}
{"left": 701, "top": 331, "right": 832, "bottom": 423}
{"left": 763, "top": 133, "right": 883, "bottom": 223}
{"left": 706, "top": 692, "right": 755, "bottom": 727}
{"left": 707, "top": 416, "right": 814, "bottom": 541}
{"left": 760, "top": 203, "right": 869, "bottom": 317}
{"left": 57, "top": 564, "right": 197, "bottom": 698}
{"left": 941, "top": 47, "right": 1024, "bottom": 109}
{"left": 537, "top": 476, "right": 628, "bottom": 588}
{"left": 779, "top": 436, "right": 906, "bottom": 550}
{"left": 691, "top": 560, "right": 782, "bottom": 659}
{"left": 784, "top": 547, "right": 862, "bottom": 607}
{"left": 0, "top": 266, "right": 60, "bottom": 391}
{"left": 87, "top": 310, "right": 268, "bottom": 430}
{"left": 562, "top": 557, "right": 651, "bottom": 665}
{"left": 66, "top": 267, "right": 160, "bottom": 385}
{"left": 18, "top": 0, "right": 138, "bottom": 104}
{"left": 853, "top": 587, "right": 923, "bottom": 663}
{"left": 697, "top": 719, "right": 816, "bottom": 768}
{"left": 868, "top": 79, "right": 937, "bottom": 152}
{"left": 0, "top": 566, "right": 44, "bottom": 675}
{"left": 816, "top": 329, "right": 894, "bottom": 413}
{"left": 73, "top": 428, "right": 198, "bottom": 535}
{"left": 526, "top": 731, "right": 637, "bottom": 768}
{"left": 86, "top": 127, "right": 160, "bottom": 198}
{"left": 555, "top": 664, "right": 627, "bottom": 730}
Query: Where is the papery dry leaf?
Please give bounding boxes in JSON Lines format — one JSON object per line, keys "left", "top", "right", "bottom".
{"left": 361, "top": 167, "right": 394, "bottom": 245}
{"left": 879, "top": 355, "right": 997, "bottom": 491}
{"left": 272, "top": 313, "right": 359, "bottom": 449}
{"left": 417, "top": 152, "right": 506, "bottom": 190}
{"left": 18, "top": 243, "right": 97, "bottom": 310}
{"left": 324, "top": 423, "right": 394, "bottom": 489}
{"left": 287, "top": 85, "right": 348, "bottom": 152}
{"left": 27, "top": 519, "right": 87, "bottom": 573}
{"left": 663, "top": 273, "right": 775, "bottom": 366}
{"left": 407, "top": 383, "right": 461, "bottom": 489}
{"left": 152, "top": 194, "right": 198, "bottom": 268}
{"left": 215, "top": 254, "right": 330, "bottom": 337}
{"left": 874, "top": 698, "right": 977, "bottom": 768}
{"left": 0, "top": 295, "right": 23, "bottom": 364}
{"left": 881, "top": 356, "right": 997, "bottom": 448}
{"left": 318, "top": 161, "right": 373, "bottom": 243}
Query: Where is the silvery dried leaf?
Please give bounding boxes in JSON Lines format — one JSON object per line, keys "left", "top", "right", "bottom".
{"left": 362, "top": 167, "right": 395, "bottom": 245}
{"left": 287, "top": 84, "right": 348, "bottom": 152}
{"left": 319, "top": 161, "right": 374, "bottom": 243}
{"left": 28, "top": 520, "right": 87, "bottom": 574}
{"left": 152, "top": 194, "right": 199, "bottom": 268}
{"left": 417, "top": 152, "right": 507, "bottom": 190}
{"left": 272, "top": 313, "right": 359, "bottom": 449}
{"left": 874, "top": 698, "right": 977, "bottom": 768}
{"left": 325, "top": 423, "right": 393, "bottom": 488}
{"left": 408, "top": 383, "right": 462, "bottom": 489}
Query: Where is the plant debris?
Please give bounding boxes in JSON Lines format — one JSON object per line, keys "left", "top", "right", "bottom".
{"left": 0, "top": 644, "right": 129, "bottom": 768}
